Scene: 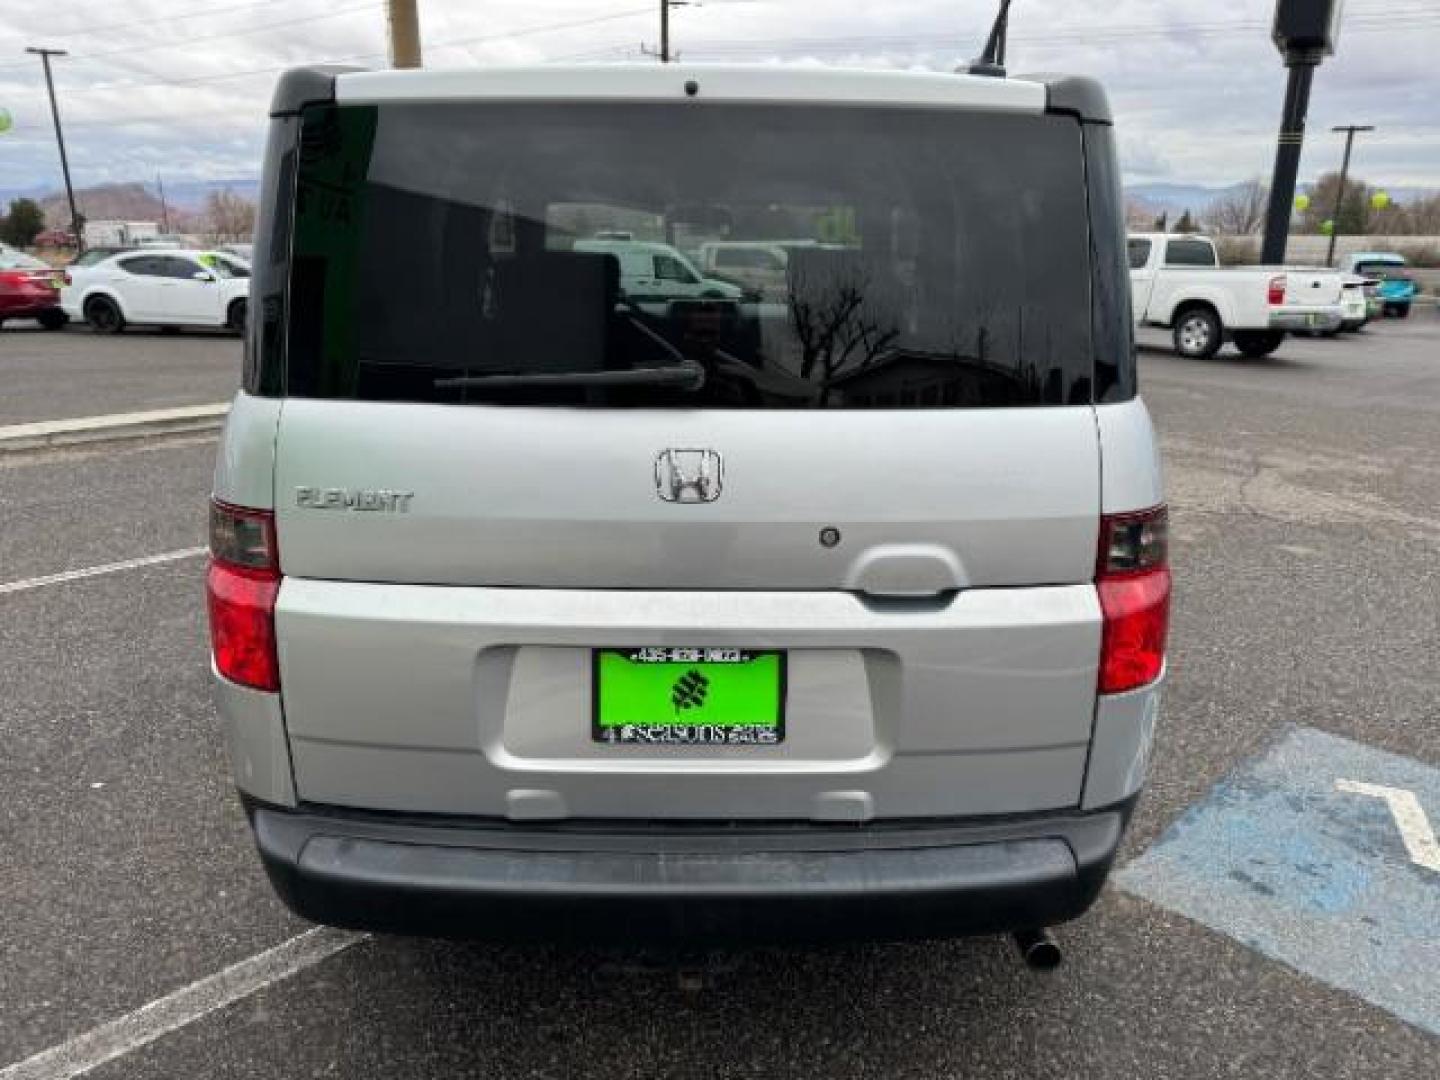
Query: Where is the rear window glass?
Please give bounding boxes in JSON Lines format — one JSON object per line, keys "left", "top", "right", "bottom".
{"left": 284, "top": 103, "right": 1096, "bottom": 409}
{"left": 1164, "top": 239, "right": 1216, "bottom": 267}
{"left": 118, "top": 256, "right": 162, "bottom": 276}
{"left": 1355, "top": 261, "right": 1407, "bottom": 279}
{"left": 1127, "top": 239, "right": 1151, "bottom": 270}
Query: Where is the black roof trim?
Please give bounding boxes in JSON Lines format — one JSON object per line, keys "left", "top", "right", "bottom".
{"left": 269, "top": 65, "right": 367, "bottom": 118}
{"left": 1017, "top": 73, "right": 1113, "bottom": 124}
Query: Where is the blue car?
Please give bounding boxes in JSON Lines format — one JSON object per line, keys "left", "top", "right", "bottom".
{"left": 1345, "top": 252, "right": 1418, "bottom": 319}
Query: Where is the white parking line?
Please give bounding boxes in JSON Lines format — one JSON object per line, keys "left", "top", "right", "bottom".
{"left": 1336, "top": 779, "right": 1440, "bottom": 873}
{"left": 0, "top": 548, "right": 207, "bottom": 596}
{"left": 0, "top": 928, "right": 367, "bottom": 1080}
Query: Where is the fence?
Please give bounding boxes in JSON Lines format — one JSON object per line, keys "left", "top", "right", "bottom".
{"left": 1212, "top": 235, "right": 1440, "bottom": 294}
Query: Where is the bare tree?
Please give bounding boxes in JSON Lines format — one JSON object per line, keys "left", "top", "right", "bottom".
{"left": 1404, "top": 194, "right": 1440, "bottom": 234}
{"left": 1125, "top": 198, "right": 1158, "bottom": 230}
{"left": 787, "top": 262, "right": 900, "bottom": 403}
{"left": 205, "top": 189, "right": 257, "bottom": 242}
{"left": 1204, "top": 178, "right": 1268, "bottom": 235}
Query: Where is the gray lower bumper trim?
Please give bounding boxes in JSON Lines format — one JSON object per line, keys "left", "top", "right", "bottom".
{"left": 1269, "top": 311, "right": 1343, "bottom": 331}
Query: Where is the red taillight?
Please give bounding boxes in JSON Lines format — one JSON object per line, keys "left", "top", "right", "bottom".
{"left": 1267, "top": 275, "right": 1287, "bottom": 306}
{"left": 63, "top": 271, "right": 72, "bottom": 286}
{"left": 1097, "top": 506, "right": 1171, "bottom": 695}
{"left": 206, "top": 500, "right": 281, "bottom": 691}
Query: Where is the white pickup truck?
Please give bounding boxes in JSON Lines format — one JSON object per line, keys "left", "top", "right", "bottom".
{"left": 1129, "top": 233, "right": 1345, "bottom": 359}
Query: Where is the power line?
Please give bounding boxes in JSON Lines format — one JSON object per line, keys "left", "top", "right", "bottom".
{"left": 5, "top": 5, "right": 1437, "bottom": 121}
{"left": 683, "top": 13, "right": 1440, "bottom": 56}
{"left": 42, "top": 6, "right": 656, "bottom": 96}
{"left": 39, "top": 0, "right": 300, "bottom": 40}
{"left": 0, "top": 2, "right": 384, "bottom": 71}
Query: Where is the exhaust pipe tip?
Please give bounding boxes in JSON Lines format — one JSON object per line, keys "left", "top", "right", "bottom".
{"left": 1012, "top": 928, "right": 1062, "bottom": 971}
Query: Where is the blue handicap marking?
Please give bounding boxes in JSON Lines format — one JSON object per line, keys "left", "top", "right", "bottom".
{"left": 1115, "top": 727, "right": 1440, "bottom": 1036}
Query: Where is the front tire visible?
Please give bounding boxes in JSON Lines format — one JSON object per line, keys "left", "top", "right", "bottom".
{"left": 1233, "top": 330, "right": 1285, "bottom": 358}
{"left": 1173, "top": 307, "right": 1222, "bottom": 359}
{"left": 1394, "top": 303, "right": 1411, "bottom": 320}
{"left": 226, "top": 298, "right": 248, "bottom": 334}
{"left": 37, "top": 308, "right": 68, "bottom": 331}
{"left": 84, "top": 296, "right": 125, "bottom": 334}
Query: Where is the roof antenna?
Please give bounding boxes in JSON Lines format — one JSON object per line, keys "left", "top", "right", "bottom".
{"left": 965, "top": 0, "right": 1013, "bottom": 77}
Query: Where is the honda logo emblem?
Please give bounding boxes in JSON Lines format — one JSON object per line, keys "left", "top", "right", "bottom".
{"left": 655, "top": 449, "right": 723, "bottom": 503}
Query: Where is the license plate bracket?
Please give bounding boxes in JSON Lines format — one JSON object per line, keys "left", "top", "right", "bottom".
{"left": 591, "top": 647, "right": 787, "bottom": 746}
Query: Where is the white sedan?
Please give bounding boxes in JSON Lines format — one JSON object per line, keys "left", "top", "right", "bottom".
{"left": 61, "top": 249, "right": 250, "bottom": 334}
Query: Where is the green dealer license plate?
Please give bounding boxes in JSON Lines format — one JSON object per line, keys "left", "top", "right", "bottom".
{"left": 592, "top": 648, "right": 786, "bottom": 746}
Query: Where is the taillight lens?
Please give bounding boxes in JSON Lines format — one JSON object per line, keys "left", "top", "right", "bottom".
{"left": 1097, "top": 506, "right": 1171, "bottom": 695}
{"left": 207, "top": 500, "right": 281, "bottom": 691}
{"left": 1267, "top": 275, "right": 1286, "bottom": 305}
{"left": 63, "top": 271, "right": 72, "bottom": 286}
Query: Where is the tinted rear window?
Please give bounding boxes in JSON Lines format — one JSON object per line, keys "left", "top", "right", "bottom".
{"left": 283, "top": 102, "right": 1097, "bottom": 409}
{"left": 1164, "top": 239, "right": 1216, "bottom": 267}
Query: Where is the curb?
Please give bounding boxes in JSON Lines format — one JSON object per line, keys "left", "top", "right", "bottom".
{"left": 0, "top": 403, "right": 230, "bottom": 454}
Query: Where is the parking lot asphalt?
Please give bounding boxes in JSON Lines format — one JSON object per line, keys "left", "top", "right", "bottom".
{"left": 0, "top": 325, "right": 239, "bottom": 426}
{"left": 1, "top": 319, "right": 1437, "bottom": 1078}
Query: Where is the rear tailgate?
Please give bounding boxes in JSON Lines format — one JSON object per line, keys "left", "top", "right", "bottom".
{"left": 272, "top": 401, "right": 1104, "bottom": 821}
{"left": 1282, "top": 268, "right": 1345, "bottom": 308}
{"left": 257, "top": 90, "right": 1117, "bottom": 823}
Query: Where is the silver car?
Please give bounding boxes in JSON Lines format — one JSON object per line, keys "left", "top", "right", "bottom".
{"left": 208, "top": 64, "right": 1168, "bottom": 950}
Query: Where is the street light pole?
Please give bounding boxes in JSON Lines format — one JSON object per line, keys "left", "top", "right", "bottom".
{"left": 1259, "top": 48, "right": 1321, "bottom": 265}
{"left": 1260, "top": 0, "right": 1343, "bottom": 265}
{"left": 1325, "top": 124, "right": 1374, "bottom": 267}
{"left": 26, "top": 47, "right": 84, "bottom": 253}
{"left": 386, "top": 0, "right": 422, "bottom": 69}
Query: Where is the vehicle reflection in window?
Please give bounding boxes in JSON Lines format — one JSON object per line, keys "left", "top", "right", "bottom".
{"left": 289, "top": 102, "right": 1093, "bottom": 409}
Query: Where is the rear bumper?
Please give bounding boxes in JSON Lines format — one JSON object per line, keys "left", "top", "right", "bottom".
{"left": 246, "top": 797, "right": 1135, "bottom": 944}
{"left": 0, "top": 296, "right": 60, "bottom": 318}
{"left": 1268, "top": 308, "right": 1343, "bottom": 332}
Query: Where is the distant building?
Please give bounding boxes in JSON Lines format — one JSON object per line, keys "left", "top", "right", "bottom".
{"left": 82, "top": 220, "right": 160, "bottom": 247}
{"left": 34, "top": 228, "right": 77, "bottom": 249}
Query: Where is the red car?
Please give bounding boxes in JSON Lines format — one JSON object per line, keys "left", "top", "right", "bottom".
{"left": 0, "top": 248, "right": 68, "bottom": 330}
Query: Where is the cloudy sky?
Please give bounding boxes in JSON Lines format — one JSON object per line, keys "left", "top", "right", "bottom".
{"left": 1, "top": 0, "right": 1438, "bottom": 198}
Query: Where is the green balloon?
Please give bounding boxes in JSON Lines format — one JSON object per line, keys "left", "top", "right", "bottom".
{"left": 1370, "top": 191, "right": 1390, "bottom": 210}
{"left": 0, "top": 108, "right": 12, "bottom": 134}
{"left": 1294, "top": 194, "right": 1311, "bottom": 211}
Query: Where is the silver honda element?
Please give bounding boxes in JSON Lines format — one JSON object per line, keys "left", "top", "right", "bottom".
{"left": 209, "top": 63, "right": 1168, "bottom": 948}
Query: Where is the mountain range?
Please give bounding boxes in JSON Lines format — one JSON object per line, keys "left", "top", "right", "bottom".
{"left": 0, "top": 179, "right": 261, "bottom": 224}
{"left": 1128, "top": 181, "right": 1438, "bottom": 214}
{"left": 3, "top": 178, "right": 1434, "bottom": 227}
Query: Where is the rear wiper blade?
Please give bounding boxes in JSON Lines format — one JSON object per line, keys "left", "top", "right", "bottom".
{"left": 435, "top": 357, "right": 705, "bottom": 392}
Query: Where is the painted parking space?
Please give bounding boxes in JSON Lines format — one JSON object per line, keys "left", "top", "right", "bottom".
{"left": 1116, "top": 727, "right": 1440, "bottom": 1036}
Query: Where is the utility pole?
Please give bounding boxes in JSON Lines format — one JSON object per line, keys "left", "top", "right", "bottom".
{"left": 26, "top": 47, "right": 84, "bottom": 252}
{"left": 386, "top": 0, "right": 422, "bottom": 69}
{"left": 156, "top": 174, "right": 171, "bottom": 235}
{"left": 1325, "top": 124, "right": 1374, "bottom": 266}
{"left": 647, "top": 0, "right": 693, "bottom": 63}
{"left": 1260, "top": 0, "right": 1343, "bottom": 265}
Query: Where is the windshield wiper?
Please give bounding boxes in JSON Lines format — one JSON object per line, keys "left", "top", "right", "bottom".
{"left": 435, "top": 317, "right": 705, "bottom": 392}
{"left": 435, "top": 356, "right": 705, "bottom": 392}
